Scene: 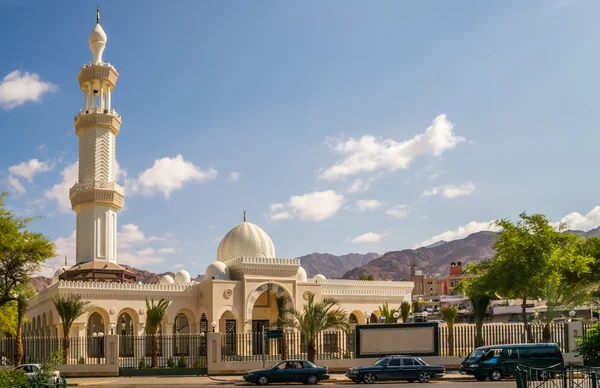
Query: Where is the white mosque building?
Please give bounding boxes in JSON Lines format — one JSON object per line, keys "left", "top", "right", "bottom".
{"left": 25, "top": 9, "right": 413, "bottom": 343}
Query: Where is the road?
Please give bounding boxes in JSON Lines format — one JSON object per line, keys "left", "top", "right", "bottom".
{"left": 80, "top": 381, "right": 515, "bottom": 387}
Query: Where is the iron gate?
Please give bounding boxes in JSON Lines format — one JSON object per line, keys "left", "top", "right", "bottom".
{"left": 516, "top": 364, "right": 599, "bottom": 388}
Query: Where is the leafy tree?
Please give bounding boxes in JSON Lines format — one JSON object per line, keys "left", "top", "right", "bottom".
{"left": 0, "top": 192, "right": 55, "bottom": 308}
{"left": 358, "top": 274, "right": 374, "bottom": 281}
{"left": 14, "top": 290, "right": 32, "bottom": 366}
{"left": 52, "top": 294, "right": 93, "bottom": 364}
{"left": 284, "top": 293, "right": 349, "bottom": 363}
{"left": 0, "top": 302, "right": 18, "bottom": 337}
{"left": 146, "top": 298, "right": 169, "bottom": 368}
{"left": 378, "top": 302, "right": 399, "bottom": 323}
{"left": 576, "top": 323, "right": 600, "bottom": 362}
{"left": 440, "top": 306, "right": 458, "bottom": 356}
{"left": 455, "top": 268, "right": 492, "bottom": 347}
{"left": 400, "top": 301, "right": 411, "bottom": 324}
{"left": 272, "top": 294, "right": 290, "bottom": 360}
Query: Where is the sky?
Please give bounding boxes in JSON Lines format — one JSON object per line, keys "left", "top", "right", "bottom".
{"left": 1, "top": 0, "right": 600, "bottom": 277}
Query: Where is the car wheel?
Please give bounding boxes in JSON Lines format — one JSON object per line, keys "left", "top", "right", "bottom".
{"left": 418, "top": 371, "right": 431, "bottom": 383}
{"left": 306, "top": 375, "right": 319, "bottom": 385}
{"left": 257, "top": 375, "right": 269, "bottom": 385}
{"left": 489, "top": 369, "right": 503, "bottom": 382}
{"left": 362, "top": 373, "right": 376, "bottom": 384}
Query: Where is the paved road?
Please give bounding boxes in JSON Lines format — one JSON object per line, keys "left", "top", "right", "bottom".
{"left": 78, "top": 381, "right": 515, "bottom": 387}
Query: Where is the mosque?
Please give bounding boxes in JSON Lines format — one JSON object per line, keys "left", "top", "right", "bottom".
{"left": 25, "top": 9, "right": 413, "bottom": 343}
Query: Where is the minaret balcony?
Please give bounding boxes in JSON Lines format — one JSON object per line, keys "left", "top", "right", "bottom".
{"left": 78, "top": 63, "right": 119, "bottom": 89}
{"left": 69, "top": 181, "right": 124, "bottom": 210}
{"left": 74, "top": 108, "right": 122, "bottom": 135}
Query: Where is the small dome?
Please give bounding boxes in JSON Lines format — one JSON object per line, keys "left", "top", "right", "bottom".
{"left": 52, "top": 266, "right": 70, "bottom": 284}
{"left": 205, "top": 261, "right": 230, "bottom": 281}
{"left": 159, "top": 275, "right": 175, "bottom": 285}
{"left": 217, "top": 221, "right": 276, "bottom": 262}
{"left": 296, "top": 267, "right": 308, "bottom": 282}
{"left": 314, "top": 274, "right": 327, "bottom": 283}
{"left": 88, "top": 23, "right": 107, "bottom": 63}
{"left": 175, "top": 270, "right": 191, "bottom": 283}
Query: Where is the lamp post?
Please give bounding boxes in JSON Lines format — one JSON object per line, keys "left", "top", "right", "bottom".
{"left": 569, "top": 310, "right": 576, "bottom": 322}
{"left": 211, "top": 321, "right": 217, "bottom": 332}
{"left": 422, "top": 311, "right": 429, "bottom": 322}
{"left": 364, "top": 311, "right": 370, "bottom": 325}
{"left": 393, "top": 312, "right": 400, "bottom": 324}
{"left": 110, "top": 323, "right": 115, "bottom": 335}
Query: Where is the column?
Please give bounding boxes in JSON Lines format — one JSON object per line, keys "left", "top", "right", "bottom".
{"left": 107, "top": 86, "right": 111, "bottom": 110}
{"left": 84, "top": 84, "right": 88, "bottom": 111}
{"left": 100, "top": 81, "right": 105, "bottom": 110}
{"left": 207, "top": 332, "right": 222, "bottom": 374}
{"left": 91, "top": 82, "right": 96, "bottom": 109}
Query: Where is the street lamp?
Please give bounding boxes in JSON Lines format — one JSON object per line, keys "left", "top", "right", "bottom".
{"left": 211, "top": 321, "right": 217, "bottom": 332}
{"left": 110, "top": 323, "right": 115, "bottom": 335}
{"left": 422, "top": 311, "right": 429, "bottom": 322}
{"left": 569, "top": 310, "right": 576, "bottom": 322}
{"left": 393, "top": 312, "right": 400, "bottom": 323}
{"left": 364, "top": 311, "right": 370, "bottom": 325}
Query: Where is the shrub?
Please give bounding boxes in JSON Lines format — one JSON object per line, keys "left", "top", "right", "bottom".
{"left": 177, "top": 354, "right": 188, "bottom": 368}
{"left": 577, "top": 323, "right": 600, "bottom": 361}
{"left": 78, "top": 356, "right": 86, "bottom": 364}
{"left": 167, "top": 356, "right": 175, "bottom": 368}
{"left": 30, "top": 349, "right": 63, "bottom": 387}
{"left": 138, "top": 357, "right": 147, "bottom": 369}
{"left": 194, "top": 358, "right": 202, "bottom": 368}
{"left": 0, "top": 368, "right": 30, "bottom": 388}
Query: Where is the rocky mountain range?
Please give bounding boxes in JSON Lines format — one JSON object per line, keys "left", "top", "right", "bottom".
{"left": 298, "top": 252, "right": 380, "bottom": 278}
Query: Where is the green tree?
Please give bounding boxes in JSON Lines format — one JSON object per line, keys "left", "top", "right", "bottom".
{"left": 0, "top": 302, "right": 18, "bottom": 337}
{"left": 378, "top": 302, "right": 399, "bottom": 323}
{"left": 440, "top": 306, "right": 458, "bottom": 356}
{"left": 0, "top": 192, "right": 56, "bottom": 308}
{"left": 272, "top": 294, "right": 290, "bottom": 360}
{"left": 146, "top": 298, "right": 169, "bottom": 368}
{"left": 455, "top": 268, "right": 492, "bottom": 348}
{"left": 14, "top": 290, "right": 32, "bottom": 366}
{"left": 358, "top": 274, "right": 374, "bottom": 281}
{"left": 284, "top": 293, "right": 349, "bottom": 363}
{"left": 576, "top": 323, "right": 600, "bottom": 363}
{"left": 400, "top": 301, "right": 411, "bottom": 324}
{"left": 52, "top": 294, "right": 93, "bottom": 364}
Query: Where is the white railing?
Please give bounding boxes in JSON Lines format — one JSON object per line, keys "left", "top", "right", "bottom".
{"left": 69, "top": 181, "right": 124, "bottom": 197}
{"left": 224, "top": 256, "right": 301, "bottom": 267}
{"left": 74, "top": 107, "right": 120, "bottom": 118}
{"left": 321, "top": 288, "right": 408, "bottom": 296}
{"left": 310, "top": 278, "right": 414, "bottom": 287}
{"left": 56, "top": 280, "right": 196, "bottom": 291}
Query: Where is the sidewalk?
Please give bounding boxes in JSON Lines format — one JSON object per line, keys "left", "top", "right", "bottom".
{"left": 65, "top": 372, "right": 476, "bottom": 386}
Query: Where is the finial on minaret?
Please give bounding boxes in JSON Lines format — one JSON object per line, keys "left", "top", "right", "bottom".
{"left": 96, "top": 5, "right": 100, "bottom": 24}
{"left": 243, "top": 209, "right": 247, "bottom": 222}
{"left": 65, "top": 255, "right": 67, "bottom": 266}
{"left": 89, "top": 5, "right": 107, "bottom": 63}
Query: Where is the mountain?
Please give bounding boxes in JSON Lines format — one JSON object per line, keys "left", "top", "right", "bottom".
{"left": 425, "top": 240, "right": 448, "bottom": 248}
{"left": 298, "top": 252, "right": 380, "bottom": 278}
{"left": 342, "top": 231, "right": 497, "bottom": 281}
{"left": 565, "top": 226, "right": 600, "bottom": 238}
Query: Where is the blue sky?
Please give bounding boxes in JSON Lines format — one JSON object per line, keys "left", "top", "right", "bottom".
{"left": 1, "top": 0, "right": 600, "bottom": 277}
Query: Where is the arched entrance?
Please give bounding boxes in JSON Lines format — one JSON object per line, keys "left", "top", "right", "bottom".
{"left": 87, "top": 312, "right": 105, "bottom": 358}
{"left": 173, "top": 313, "right": 190, "bottom": 356}
{"left": 118, "top": 312, "right": 134, "bottom": 357}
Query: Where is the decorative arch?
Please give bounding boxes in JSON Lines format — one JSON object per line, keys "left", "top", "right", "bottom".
{"left": 117, "top": 311, "right": 134, "bottom": 357}
{"left": 173, "top": 313, "right": 190, "bottom": 334}
{"left": 172, "top": 308, "right": 196, "bottom": 327}
{"left": 245, "top": 282, "right": 295, "bottom": 319}
{"left": 87, "top": 312, "right": 106, "bottom": 336}
{"left": 349, "top": 310, "right": 366, "bottom": 324}
{"left": 217, "top": 305, "right": 240, "bottom": 320}
{"left": 117, "top": 308, "right": 140, "bottom": 327}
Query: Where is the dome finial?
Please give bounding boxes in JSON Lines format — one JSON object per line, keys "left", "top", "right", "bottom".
{"left": 96, "top": 5, "right": 100, "bottom": 24}
{"left": 88, "top": 6, "right": 107, "bottom": 63}
{"left": 243, "top": 209, "right": 247, "bottom": 222}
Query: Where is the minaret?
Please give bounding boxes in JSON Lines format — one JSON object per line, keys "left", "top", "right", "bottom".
{"left": 70, "top": 7, "right": 123, "bottom": 265}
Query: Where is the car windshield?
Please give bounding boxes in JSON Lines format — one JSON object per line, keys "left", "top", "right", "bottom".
{"left": 467, "top": 349, "right": 486, "bottom": 360}
{"left": 372, "top": 358, "right": 388, "bottom": 367}
{"left": 415, "top": 358, "right": 427, "bottom": 365}
{"left": 305, "top": 361, "right": 316, "bottom": 368}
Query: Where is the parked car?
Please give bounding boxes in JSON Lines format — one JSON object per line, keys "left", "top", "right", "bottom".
{"left": 243, "top": 360, "right": 330, "bottom": 385}
{"left": 459, "top": 343, "right": 564, "bottom": 381}
{"left": 14, "top": 363, "right": 61, "bottom": 384}
{"left": 346, "top": 355, "right": 445, "bottom": 384}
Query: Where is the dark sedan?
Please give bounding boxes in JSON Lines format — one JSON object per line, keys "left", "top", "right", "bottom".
{"left": 346, "top": 355, "right": 445, "bottom": 384}
{"left": 244, "top": 360, "right": 330, "bottom": 385}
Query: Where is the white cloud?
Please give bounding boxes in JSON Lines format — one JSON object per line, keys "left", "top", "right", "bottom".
{"left": 118, "top": 224, "right": 149, "bottom": 249}
{"left": 36, "top": 144, "right": 47, "bottom": 152}
{"left": 351, "top": 232, "right": 389, "bottom": 243}
{"left": 320, "top": 114, "right": 465, "bottom": 180}
{"left": 8, "top": 159, "right": 53, "bottom": 181}
{"left": 174, "top": 264, "right": 185, "bottom": 269}
{"left": 119, "top": 250, "right": 164, "bottom": 267}
{"left": 226, "top": 172, "right": 241, "bottom": 183}
{"left": 55, "top": 230, "right": 76, "bottom": 266}
{"left": 126, "top": 154, "right": 217, "bottom": 199}
{"left": 158, "top": 247, "right": 176, "bottom": 254}
{"left": 347, "top": 178, "right": 371, "bottom": 193}
{"left": 386, "top": 204, "right": 409, "bottom": 219}
{"left": 422, "top": 181, "right": 477, "bottom": 199}
{"left": 8, "top": 175, "right": 25, "bottom": 194}
{"left": 269, "top": 203, "right": 285, "bottom": 212}
{"left": 44, "top": 162, "right": 78, "bottom": 212}
{"left": 558, "top": 206, "right": 600, "bottom": 231}
{"left": 269, "top": 190, "right": 344, "bottom": 221}
{"left": 0, "top": 70, "right": 57, "bottom": 109}
{"left": 416, "top": 220, "right": 500, "bottom": 248}
{"left": 356, "top": 199, "right": 384, "bottom": 212}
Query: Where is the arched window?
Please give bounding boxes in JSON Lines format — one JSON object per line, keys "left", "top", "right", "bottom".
{"left": 349, "top": 314, "right": 358, "bottom": 324}
{"left": 173, "top": 313, "right": 190, "bottom": 356}
{"left": 200, "top": 313, "right": 208, "bottom": 334}
{"left": 118, "top": 313, "right": 134, "bottom": 357}
{"left": 87, "top": 312, "right": 105, "bottom": 358}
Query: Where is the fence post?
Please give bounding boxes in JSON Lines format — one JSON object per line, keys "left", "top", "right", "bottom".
{"left": 207, "top": 332, "right": 221, "bottom": 375}
{"left": 592, "top": 373, "right": 597, "bottom": 388}
{"left": 104, "top": 335, "right": 118, "bottom": 375}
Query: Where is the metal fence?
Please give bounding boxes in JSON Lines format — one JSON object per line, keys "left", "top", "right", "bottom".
{"left": 119, "top": 334, "right": 207, "bottom": 369}
{"left": 438, "top": 323, "right": 567, "bottom": 356}
{"left": 221, "top": 331, "right": 355, "bottom": 362}
{"left": 0, "top": 336, "right": 104, "bottom": 365}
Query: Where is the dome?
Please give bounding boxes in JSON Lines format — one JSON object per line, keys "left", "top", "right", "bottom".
{"left": 205, "top": 261, "right": 230, "bottom": 281}
{"left": 314, "top": 274, "right": 327, "bottom": 283}
{"left": 175, "top": 270, "right": 191, "bottom": 283}
{"left": 296, "top": 267, "right": 308, "bottom": 282}
{"left": 217, "top": 221, "right": 276, "bottom": 262}
{"left": 88, "top": 23, "right": 107, "bottom": 63}
{"left": 52, "top": 266, "right": 70, "bottom": 284}
{"left": 159, "top": 275, "right": 174, "bottom": 285}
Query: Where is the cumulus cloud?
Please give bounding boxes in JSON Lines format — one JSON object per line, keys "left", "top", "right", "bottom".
{"left": 119, "top": 249, "right": 164, "bottom": 267}
{"left": 269, "top": 190, "right": 344, "bottom": 221}
{"left": 44, "top": 162, "right": 78, "bottom": 212}
{"left": 558, "top": 206, "right": 600, "bottom": 231}
{"left": 126, "top": 154, "right": 217, "bottom": 199}
{"left": 320, "top": 114, "right": 465, "bottom": 180}
{"left": 356, "top": 199, "right": 384, "bottom": 212}
{"left": 422, "top": 181, "right": 477, "bottom": 199}
{"left": 158, "top": 247, "right": 176, "bottom": 254}
{"left": 0, "top": 70, "right": 57, "bottom": 109}
{"left": 9, "top": 159, "right": 53, "bottom": 181}
{"left": 386, "top": 204, "right": 409, "bottom": 219}
{"left": 8, "top": 175, "right": 25, "bottom": 194}
{"left": 351, "top": 232, "right": 389, "bottom": 243}
{"left": 347, "top": 178, "right": 371, "bottom": 193}
{"left": 226, "top": 172, "right": 241, "bottom": 183}
{"left": 416, "top": 220, "right": 500, "bottom": 248}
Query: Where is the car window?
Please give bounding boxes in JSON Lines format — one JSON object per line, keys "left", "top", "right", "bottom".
{"left": 530, "top": 347, "right": 559, "bottom": 358}
{"left": 403, "top": 358, "right": 416, "bottom": 366}
{"left": 294, "top": 361, "right": 304, "bottom": 369}
{"left": 504, "top": 348, "right": 519, "bottom": 359}
{"left": 304, "top": 361, "right": 316, "bottom": 368}
{"left": 273, "top": 362, "right": 285, "bottom": 370}
{"left": 415, "top": 358, "right": 427, "bottom": 365}
{"left": 387, "top": 359, "right": 401, "bottom": 367}
{"left": 372, "top": 358, "right": 388, "bottom": 367}
{"left": 32, "top": 366, "right": 40, "bottom": 373}
{"left": 23, "top": 365, "right": 33, "bottom": 373}
{"left": 519, "top": 349, "right": 531, "bottom": 358}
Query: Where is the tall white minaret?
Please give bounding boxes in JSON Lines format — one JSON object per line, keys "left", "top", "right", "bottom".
{"left": 70, "top": 6, "right": 123, "bottom": 265}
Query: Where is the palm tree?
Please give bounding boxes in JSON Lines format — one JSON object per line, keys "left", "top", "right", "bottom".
{"left": 145, "top": 298, "right": 169, "bottom": 368}
{"left": 378, "top": 302, "right": 399, "bottom": 323}
{"left": 14, "top": 293, "right": 29, "bottom": 366}
{"left": 400, "top": 301, "right": 411, "bottom": 324}
{"left": 272, "top": 294, "right": 290, "bottom": 360}
{"left": 440, "top": 306, "right": 458, "bottom": 356}
{"left": 284, "top": 294, "right": 350, "bottom": 363}
{"left": 541, "top": 275, "right": 589, "bottom": 342}
{"left": 52, "top": 294, "right": 93, "bottom": 364}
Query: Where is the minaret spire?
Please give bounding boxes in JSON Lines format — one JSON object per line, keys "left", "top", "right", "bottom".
{"left": 243, "top": 209, "right": 247, "bottom": 222}
{"left": 96, "top": 5, "right": 100, "bottom": 24}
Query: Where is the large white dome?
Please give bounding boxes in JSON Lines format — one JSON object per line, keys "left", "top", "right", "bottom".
{"left": 52, "top": 266, "right": 70, "bottom": 284}
{"left": 296, "top": 267, "right": 308, "bottom": 282}
{"left": 205, "top": 261, "right": 230, "bottom": 280}
{"left": 217, "top": 221, "right": 276, "bottom": 262}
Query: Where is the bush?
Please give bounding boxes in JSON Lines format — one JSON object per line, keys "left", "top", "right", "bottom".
{"left": 78, "top": 356, "right": 86, "bottom": 364}
{"left": 577, "top": 323, "right": 600, "bottom": 361}
{"left": 0, "top": 368, "right": 30, "bottom": 388}
{"left": 167, "top": 356, "right": 175, "bottom": 368}
{"left": 30, "top": 349, "right": 63, "bottom": 387}
{"left": 138, "top": 357, "right": 147, "bottom": 369}
{"left": 194, "top": 358, "right": 202, "bottom": 368}
{"left": 177, "top": 354, "right": 188, "bottom": 368}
